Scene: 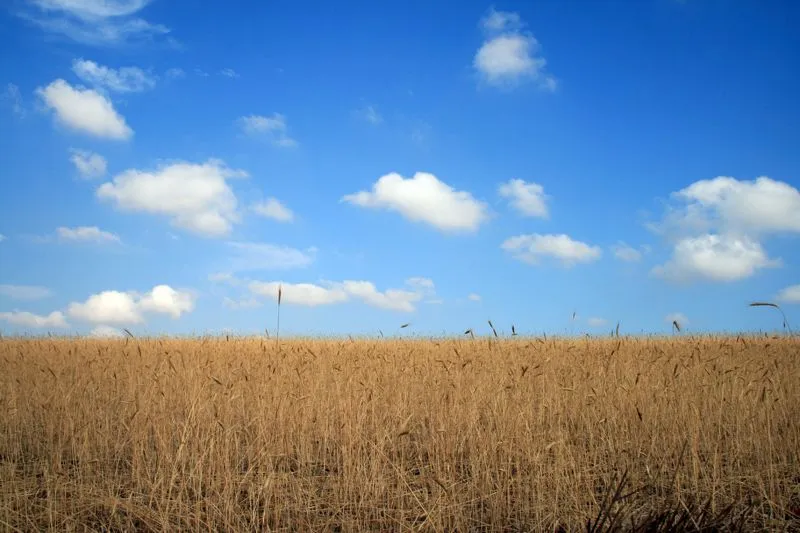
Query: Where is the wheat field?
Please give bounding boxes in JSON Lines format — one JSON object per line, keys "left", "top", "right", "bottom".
{"left": 0, "top": 336, "right": 798, "bottom": 531}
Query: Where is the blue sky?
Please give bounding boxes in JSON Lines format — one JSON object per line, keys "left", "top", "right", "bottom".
{"left": 1, "top": 0, "right": 799, "bottom": 337}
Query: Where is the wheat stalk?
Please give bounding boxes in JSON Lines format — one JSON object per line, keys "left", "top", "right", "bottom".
{"left": 276, "top": 284, "right": 283, "bottom": 344}
{"left": 749, "top": 302, "right": 792, "bottom": 334}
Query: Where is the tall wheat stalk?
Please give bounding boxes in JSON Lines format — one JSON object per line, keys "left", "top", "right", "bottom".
{"left": 276, "top": 284, "right": 283, "bottom": 344}
{"left": 749, "top": 302, "right": 792, "bottom": 334}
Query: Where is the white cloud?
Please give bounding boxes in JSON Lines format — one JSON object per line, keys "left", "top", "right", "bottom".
{"left": 89, "top": 325, "right": 124, "bottom": 337}
{"left": 341, "top": 281, "right": 422, "bottom": 312}
{"left": 227, "top": 242, "right": 316, "bottom": 271}
{"left": 357, "top": 105, "right": 382, "bottom": 125}
{"left": 653, "top": 177, "right": 800, "bottom": 239}
{"left": 238, "top": 113, "right": 297, "bottom": 147}
{"left": 68, "top": 290, "right": 142, "bottom": 324}
{"left": 665, "top": 313, "right": 688, "bottom": 326}
{"left": 776, "top": 284, "right": 800, "bottom": 304}
{"left": 249, "top": 281, "right": 348, "bottom": 307}
{"left": 208, "top": 272, "right": 239, "bottom": 285}
{"left": 587, "top": 317, "right": 608, "bottom": 328}
{"left": 612, "top": 242, "right": 644, "bottom": 262}
{"left": 36, "top": 79, "right": 133, "bottom": 140}
{"left": 57, "top": 225, "right": 120, "bottom": 244}
{"left": 252, "top": 198, "right": 294, "bottom": 222}
{"left": 3, "top": 83, "right": 25, "bottom": 117}
{"left": 502, "top": 233, "right": 602, "bottom": 266}
{"left": 165, "top": 67, "right": 185, "bottom": 79}
{"left": 674, "top": 176, "right": 800, "bottom": 235}
{"left": 651, "top": 234, "right": 780, "bottom": 283}
{"left": 21, "top": 0, "right": 170, "bottom": 46}
{"left": 0, "top": 310, "right": 68, "bottom": 328}
{"left": 97, "top": 159, "right": 246, "bottom": 237}
{"left": 138, "top": 284, "right": 195, "bottom": 318}
{"left": 248, "top": 278, "right": 432, "bottom": 312}
{"left": 67, "top": 284, "right": 195, "bottom": 325}
{"left": 70, "top": 149, "right": 107, "bottom": 179}
{"left": 474, "top": 9, "right": 556, "bottom": 91}
{"left": 410, "top": 121, "right": 432, "bottom": 145}
{"left": 481, "top": 7, "right": 522, "bottom": 32}
{"left": 406, "top": 277, "right": 435, "bottom": 292}
{"left": 72, "top": 58, "right": 156, "bottom": 93}
{"left": 219, "top": 68, "right": 239, "bottom": 78}
{"left": 222, "top": 296, "right": 262, "bottom": 310}
{"left": 31, "top": 0, "right": 153, "bottom": 19}
{"left": 498, "top": 179, "right": 549, "bottom": 217}
{"left": 342, "top": 172, "right": 489, "bottom": 233}
{"left": 0, "top": 285, "right": 52, "bottom": 300}
{"left": 468, "top": 293, "right": 481, "bottom": 302}
{"left": 0, "top": 234, "right": 6, "bottom": 242}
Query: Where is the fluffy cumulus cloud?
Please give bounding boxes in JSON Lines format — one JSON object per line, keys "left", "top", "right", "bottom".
{"left": 227, "top": 242, "right": 316, "bottom": 271}
{"left": 342, "top": 172, "right": 489, "bottom": 233}
{"left": 474, "top": 8, "right": 556, "bottom": 90}
{"left": 498, "top": 179, "right": 549, "bottom": 217}
{"left": 340, "top": 281, "right": 422, "bottom": 312}
{"left": 249, "top": 281, "right": 348, "bottom": 307}
{"left": 502, "top": 233, "right": 602, "bottom": 266}
{"left": 673, "top": 177, "right": 800, "bottom": 235}
{"left": 238, "top": 113, "right": 297, "bottom": 147}
{"left": 249, "top": 277, "right": 434, "bottom": 312}
{"left": 70, "top": 149, "right": 107, "bottom": 178}
{"left": 138, "top": 285, "right": 195, "bottom": 318}
{"left": 252, "top": 198, "right": 294, "bottom": 222}
{"left": 68, "top": 290, "right": 142, "bottom": 324}
{"left": 0, "top": 284, "right": 53, "bottom": 301}
{"left": 651, "top": 234, "right": 780, "bottom": 283}
{"left": 776, "top": 285, "right": 800, "bottom": 304}
{"left": 20, "top": 0, "right": 171, "bottom": 46}
{"left": 97, "top": 159, "right": 246, "bottom": 237}
{"left": 0, "top": 310, "right": 68, "bottom": 328}
{"left": 650, "top": 176, "right": 799, "bottom": 284}
{"left": 219, "top": 68, "right": 239, "bottom": 78}
{"left": 67, "top": 284, "right": 195, "bottom": 325}
{"left": 72, "top": 58, "right": 156, "bottom": 93}
{"left": 57, "top": 225, "right": 120, "bottom": 244}
{"left": 36, "top": 79, "right": 133, "bottom": 140}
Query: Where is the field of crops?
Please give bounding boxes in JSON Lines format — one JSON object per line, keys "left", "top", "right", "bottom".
{"left": 1, "top": 336, "right": 798, "bottom": 531}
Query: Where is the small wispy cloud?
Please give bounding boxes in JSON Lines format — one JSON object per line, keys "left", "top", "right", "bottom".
{"left": 252, "top": 198, "right": 294, "bottom": 223}
{"left": 72, "top": 58, "right": 156, "bottom": 93}
{"left": 165, "top": 67, "right": 185, "bottom": 79}
{"left": 356, "top": 104, "right": 382, "bottom": 125}
{"left": 226, "top": 242, "right": 316, "bottom": 272}
{"left": 238, "top": 113, "right": 298, "bottom": 147}
{"left": 3, "top": 84, "right": 25, "bottom": 117}
{"left": 69, "top": 149, "right": 107, "bottom": 179}
{"left": 0, "top": 284, "right": 53, "bottom": 301}
{"left": 57, "top": 225, "right": 121, "bottom": 244}
{"left": 18, "top": 0, "right": 172, "bottom": 47}
{"left": 218, "top": 68, "right": 240, "bottom": 78}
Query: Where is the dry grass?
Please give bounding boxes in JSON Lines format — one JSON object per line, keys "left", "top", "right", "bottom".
{"left": 1, "top": 336, "right": 798, "bottom": 531}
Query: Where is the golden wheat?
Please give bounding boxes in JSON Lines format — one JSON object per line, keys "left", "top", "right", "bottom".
{"left": 0, "top": 336, "right": 798, "bottom": 531}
